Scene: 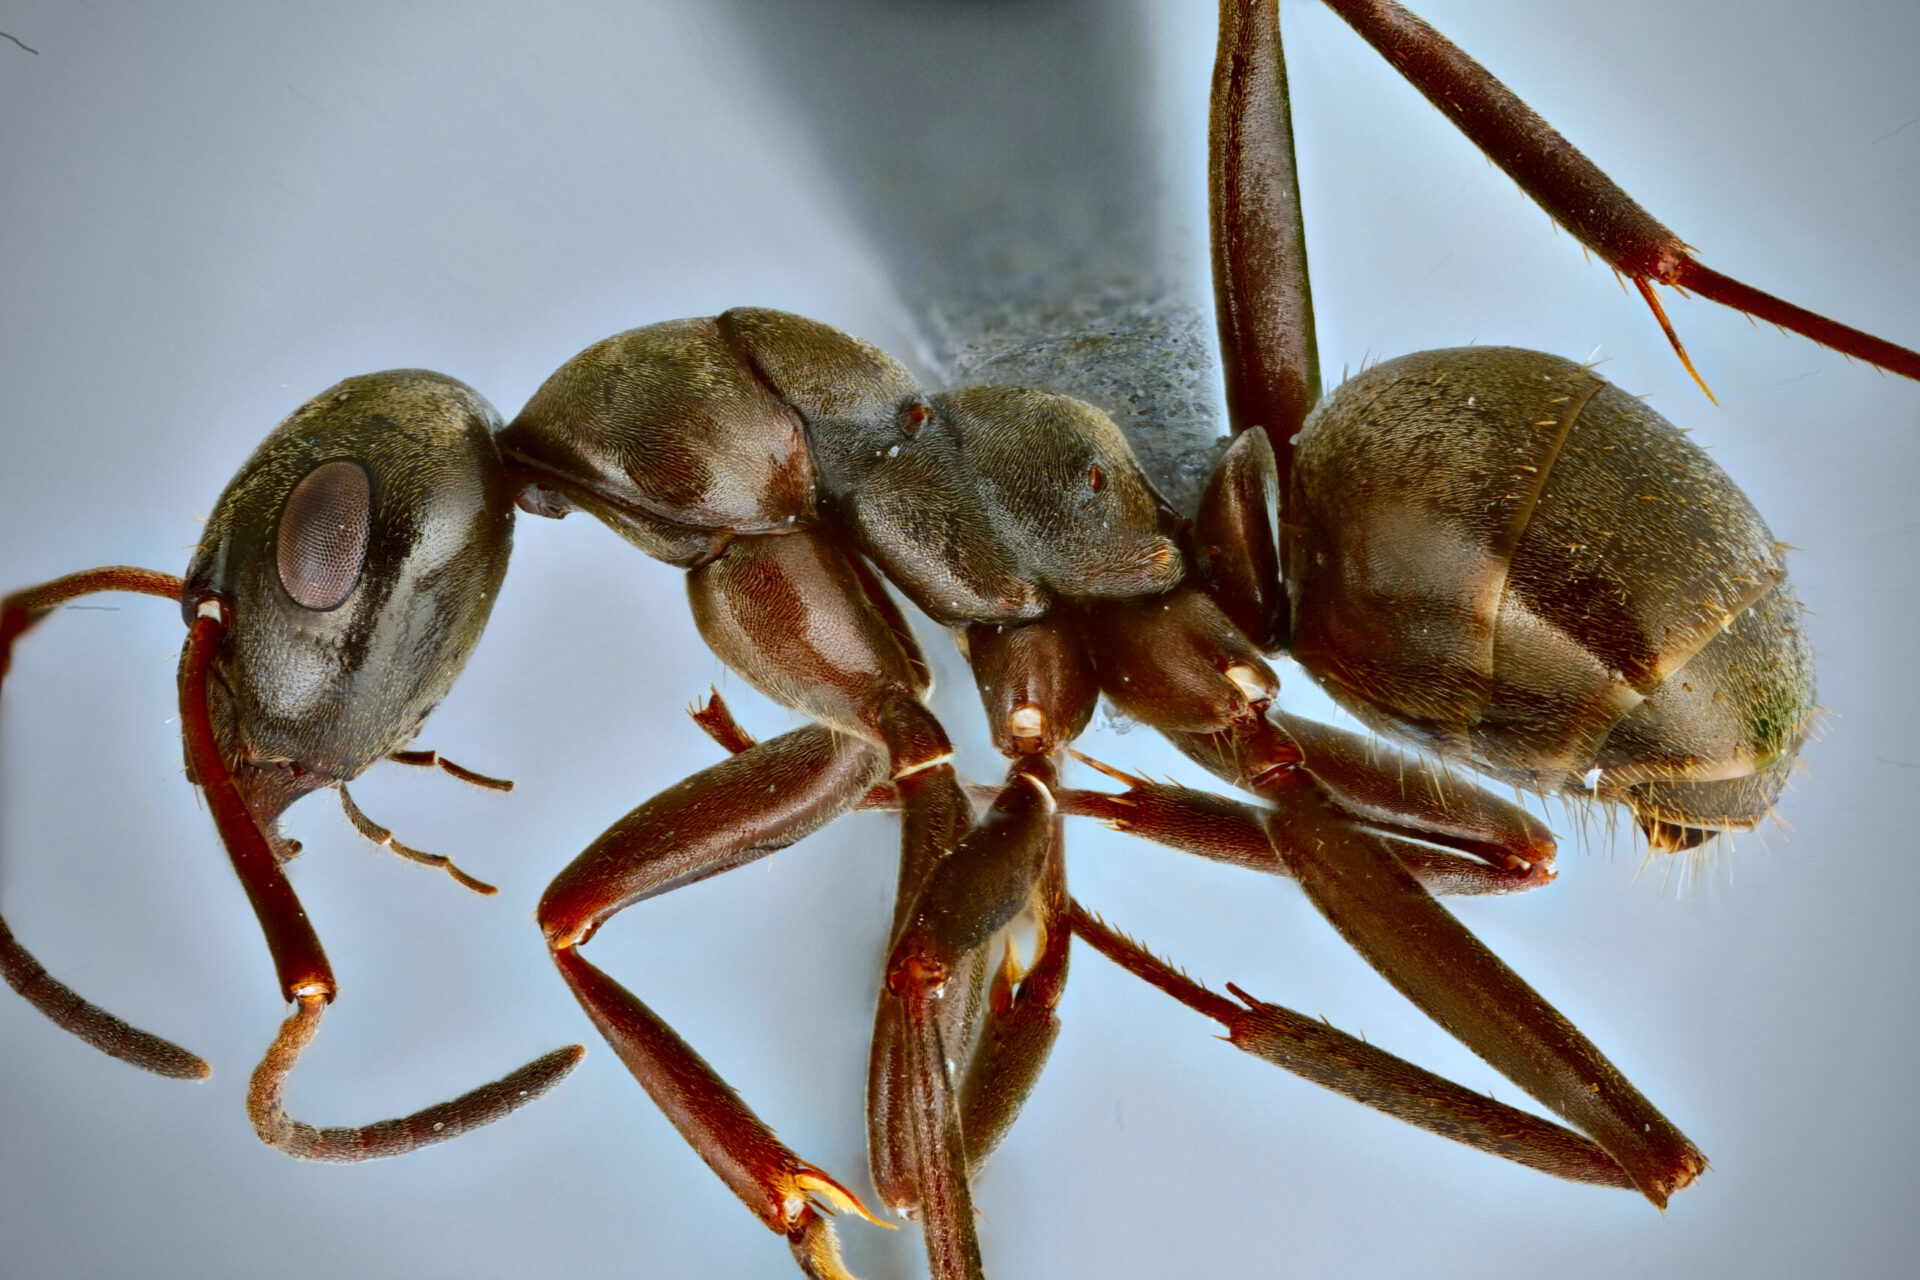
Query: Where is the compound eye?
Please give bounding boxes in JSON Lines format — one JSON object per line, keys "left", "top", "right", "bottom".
{"left": 276, "top": 459, "right": 372, "bottom": 610}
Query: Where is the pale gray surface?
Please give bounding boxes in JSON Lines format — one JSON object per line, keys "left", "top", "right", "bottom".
{"left": 719, "top": 0, "right": 1227, "bottom": 512}
{"left": 1, "top": 3, "right": 1917, "bottom": 1278}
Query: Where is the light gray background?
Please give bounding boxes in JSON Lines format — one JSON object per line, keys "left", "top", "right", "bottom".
{"left": 2, "top": 2, "right": 1916, "bottom": 1278}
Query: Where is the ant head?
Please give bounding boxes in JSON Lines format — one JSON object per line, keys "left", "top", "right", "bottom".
{"left": 180, "top": 370, "right": 514, "bottom": 829}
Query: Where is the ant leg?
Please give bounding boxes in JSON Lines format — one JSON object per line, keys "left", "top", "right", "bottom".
{"left": 1061, "top": 757, "right": 1551, "bottom": 897}
{"left": 552, "top": 528, "right": 979, "bottom": 1274}
{"left": 1260, "top": 708, "right": 1557, "bottom": 872}
{"left": 865, "top": 749, "right": 980, "bottom": 1217}
{"left": 683, "top": 528, "right": 1027, "bottom": 1252}
{"left": 0, "top": 568, "right": 208, "bottom": 1077}
{"left": 881, "top": 613, "right": 1097, "bottom": 1190}
{"left": 1313, "top": 0, "right": 1920, "bottom": 381}
{"left": 1084, "top": 588, "right": 1702, "bottom": 1204}
{"left": 883, "top": 755, "right": 1059, "bottom": 1280}
{"left": 1166, "top": 704, "right": 1704, "bottom": 1204}
{"left": 180, "top": 608, "right": 584, "bottom": 1159}
{"left": 1248, "top": 763, "right": 1706, "bottom": 1206}
{"left": 859, "top": 763, "right": 1071, "bottom": 1215}
{"left": 689, "top": 688, "right": 758, "bottom": 755}
{"left": 696, "top": 688, "right": 1541, "bottom": 901}
{"left": 538, "top": 724, "right": 891, "bottom": 1277}
{"left": 682, "top": 688, "right": 1052, "bottom": 1207}
{"left": 1065, "top": 902, "right": 1630, "bottom": 1190}
{"left": 936, "top": 614, "right": 1091, "bottom": 1169}
{"left": 538, "top": 723, "right": 887, "bottom": 947}
{"left": 690, "top": 583, "right": 1087, "bottom": 1220}
{"left": 1211, "top": 0, "right": 1320, "bottom": 460}
{"left": 955, "top": 815, "right": 1069, "bottom": 1170}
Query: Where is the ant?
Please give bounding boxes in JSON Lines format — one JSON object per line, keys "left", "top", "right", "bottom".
{"left": 1, "top": 3, "right": 1914, "bottom": 1277}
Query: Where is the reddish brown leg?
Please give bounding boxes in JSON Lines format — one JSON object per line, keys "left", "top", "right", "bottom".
{"left": 957, "top": 813, "right": 1070, "bottom": 1168}
{"left": 687, "top": 689, "right": 976, "bottom": 815}
{"left": 883, "top": 756, "right": 1059, "bottom": 1280}
{"left": 679, "top": 691, "right": 1013, "bottom": 1211}
{"left": 1251, "top": 764, "right": 1705, "bottom": 1206}
{"left": 889, "top": 970, "right": 981, "bottom": 1280}
{"left": 1165, "top": 708, "right": 1703, "bottom": 1203}
{"left": 1315, "top": 0, "right": 1920, "bottom": 382}
{"left": 946, "top": 615, "right": 1086, "bottom": 1164}
{"left": 553, "top": 947, "right": 883, "bottom": 1278}
{"left": 1212, "top": 0, "right": 1320, "bottom": 464}
{"left": 678, "top": 530, "right": 1010, "bottom": 1263}
{"left": 875, "top": 612, "right": 1097, "bottom": 1231}
{"left": 693, "top": 690, "right": 1543, "bottom": 899}
{"left": 866, "top": 761, "right": 979, "bottom": 1216}
{"left": 689, "top": 666, "right": 1070, "bottom": 1207}
{"left": 1261, "top": 708, "right": 1556, "bottom": 870}
{"left": 539, "top": 722, "right": 888, "bottom": 946}
{"left": 1082, "top": 584, "right": 1702, "bottom": 1206}
{"left": 1067, "top": 902, "right": 1630, "bottom": 1189}
{"left": 689, "top": 687, "right": 758, "bottom": 756}
{"left": 538, "top": 724, "right": 892, "bottom": 1275}
{"left": 0, "top": 568, "right": 207, "bottom": 1077}
{"left": 1062, "top": 756, "right": 1551, "bottom": 896}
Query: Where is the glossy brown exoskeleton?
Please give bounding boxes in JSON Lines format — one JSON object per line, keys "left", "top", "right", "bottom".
{"left": 0, "top": 4, "right": 1913, "bottom": 1279}
{"left": 1282, "top": 347, "right": 1814, "bottom": 848}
